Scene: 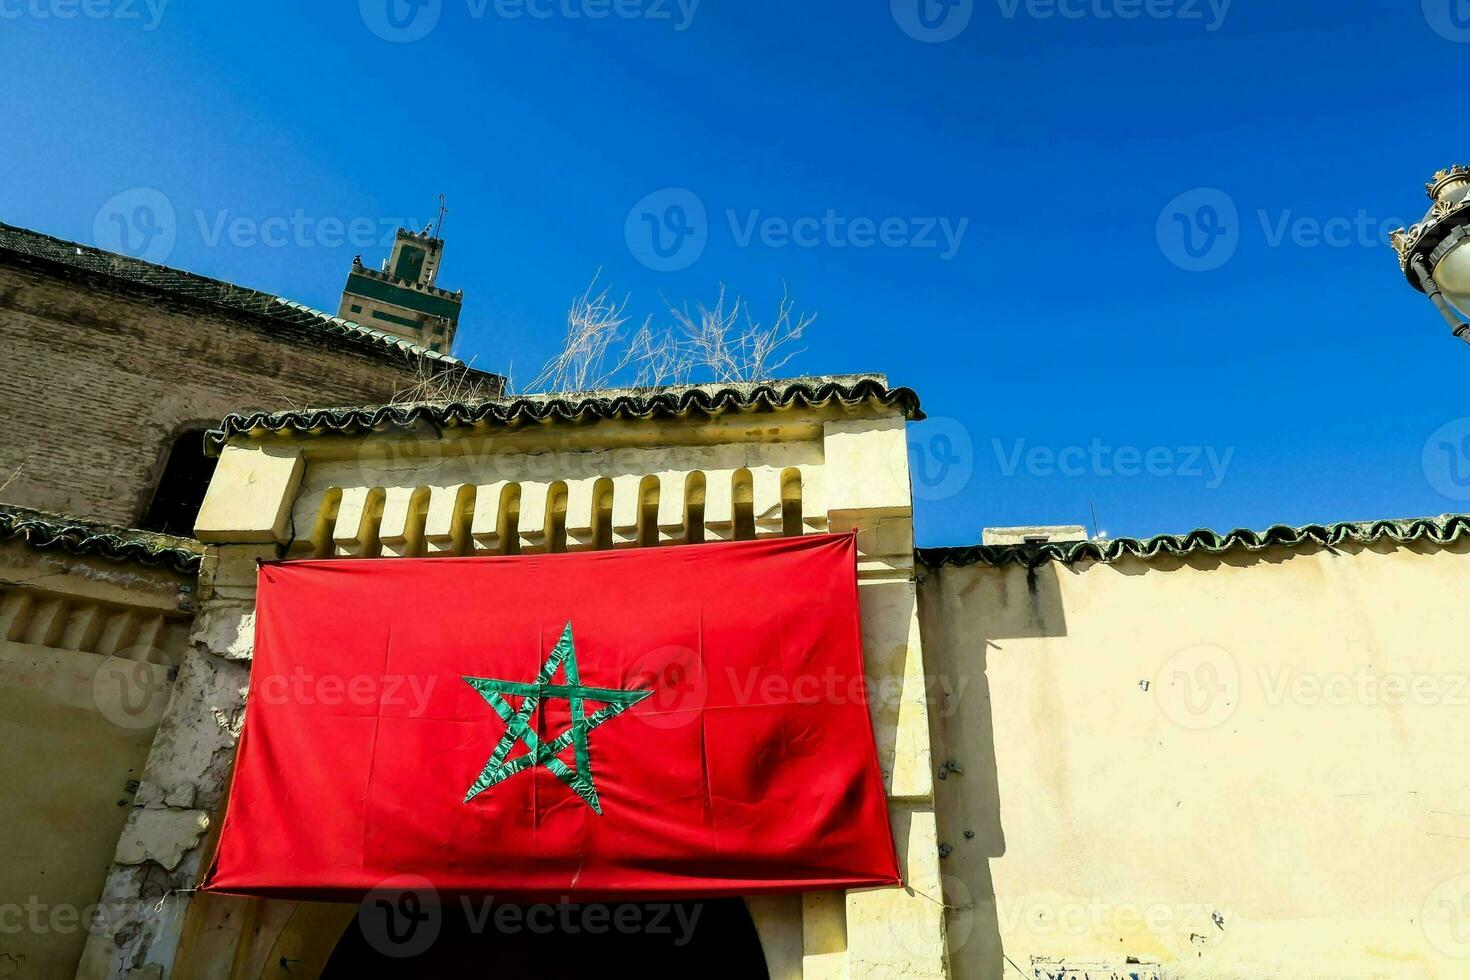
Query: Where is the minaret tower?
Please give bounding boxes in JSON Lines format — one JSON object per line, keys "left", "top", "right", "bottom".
{"left": 337, "top": 200, "right": 462, "bottom": 353}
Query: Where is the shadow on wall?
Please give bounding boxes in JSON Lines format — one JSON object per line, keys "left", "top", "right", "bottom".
{"left": 916, "top": 559, "right": 1069, "bottom": 977}
{"left": 913, "top": 530, "right": 1470, "bottom": 977}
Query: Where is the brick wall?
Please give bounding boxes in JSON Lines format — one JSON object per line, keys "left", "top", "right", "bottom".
{"left": 0, "top": 257, "right": 433, "bottom": 526}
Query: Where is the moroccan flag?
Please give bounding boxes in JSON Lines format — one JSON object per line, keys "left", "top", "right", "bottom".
{"left": 202, "top": 533, "right": 900, "bottom": 900}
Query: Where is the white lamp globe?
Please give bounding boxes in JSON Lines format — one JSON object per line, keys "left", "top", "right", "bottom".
{"left": 1435, "top": 236, "right": 1470, "bottom": 317}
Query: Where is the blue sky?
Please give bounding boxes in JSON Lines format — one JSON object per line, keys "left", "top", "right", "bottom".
{"left": 2, "top": 0, "right": 1467, "bottom": 546}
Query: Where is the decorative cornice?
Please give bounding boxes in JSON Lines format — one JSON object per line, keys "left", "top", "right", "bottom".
{"left": 0, "top": 504, "right": 202, "bottom": 575}
{"left": 397, "top": 226, "right": 444, "bottom": 246}
{"left": 347, "top": 263, "right": 463, "bottom": 301}
{"left": 204, "top": 376, "right": 923, "bottom": 454}
{"left": 918, "top": 515, "right": 1470, "bottom": 569}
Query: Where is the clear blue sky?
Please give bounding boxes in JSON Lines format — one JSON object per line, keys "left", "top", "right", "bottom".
{"left": 2, "top": 0, "right": 1466, "bottom": 546}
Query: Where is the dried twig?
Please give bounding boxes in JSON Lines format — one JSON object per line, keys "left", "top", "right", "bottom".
{"left": 389, "top": 355, "right": 502, "bottom": 405}
{"left": 666, "top": 284, "right": 812, "bottom": 385}
{"left": 0, "top": 460, "right": 28, "bottom": 497}
{"left": 522, "top": 277, "right": 815, "bottom": 394}
{"left": 525, "top": 274, "right": 649, "bottom": 395}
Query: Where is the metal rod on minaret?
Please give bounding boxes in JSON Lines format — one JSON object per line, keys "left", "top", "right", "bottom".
{"left": 434, "top": 194, "right": 449, "bottom": 239}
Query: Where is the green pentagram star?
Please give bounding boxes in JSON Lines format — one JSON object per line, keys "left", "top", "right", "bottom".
{"left": 462, "top": 621, "right": 652, "bottom": 815}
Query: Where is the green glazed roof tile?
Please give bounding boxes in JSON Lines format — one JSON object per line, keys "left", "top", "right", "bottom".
{"left": 918, "top": 515, "right": 1470, "bottom": 568}
{"left": 0, "top": 504, "right": 202, "bottom": 575}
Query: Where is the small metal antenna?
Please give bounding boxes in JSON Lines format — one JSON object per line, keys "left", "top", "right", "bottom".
{"left": 1089, "top": 499, "right": 1101, "bottom": 540}
{"left": 434, "top": 194, "right": 449, "bottom": 239}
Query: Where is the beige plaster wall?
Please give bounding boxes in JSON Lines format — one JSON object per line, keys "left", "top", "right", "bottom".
{"left": 919, "top": 538, "right": 1470, "bottom": 979}
{"left": 0, "top": 540, "right": 192, "bottom": 978}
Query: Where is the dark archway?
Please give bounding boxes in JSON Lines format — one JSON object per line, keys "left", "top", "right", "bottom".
{"left": 322, "top": 898, "right": 769, "bottom": 979}
{"left": 139, "top": 428, "right": 218, "bottom": 536}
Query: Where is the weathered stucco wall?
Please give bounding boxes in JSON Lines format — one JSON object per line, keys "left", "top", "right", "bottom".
{"left": 0, "top": 539, "right": 194, "bottom": 978}
{"left": 919, "top": 537, "right": 1470, "bottom": 979}
{"left": 0, "top": 258, "right": 423, "bottom": 527}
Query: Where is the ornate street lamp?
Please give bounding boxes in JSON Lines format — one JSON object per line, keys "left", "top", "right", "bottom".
{"left": 1391, "top": 165, "right": 1470, "bottom": 345}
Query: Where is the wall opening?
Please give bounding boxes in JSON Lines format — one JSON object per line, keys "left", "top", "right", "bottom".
{"left": 139, "top": 429, "right": 218, "bottom": 536}
{"left": 321, "top": 898, "right": 769, "bottom": 978}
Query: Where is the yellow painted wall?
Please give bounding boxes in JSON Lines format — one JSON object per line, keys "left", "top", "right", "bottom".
{"left": 0, "top": 648, "right": 168, "bottom": 977}
{"left": 920, "top": 538, "right": 1470, "bottom": 979}
{"left": 0, "top": 541, "right": 189, "bottom": 978}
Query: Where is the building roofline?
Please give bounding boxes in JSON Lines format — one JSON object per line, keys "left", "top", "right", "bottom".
{"left": 0, "top": 503, "right": 202, "bottom": 575}
{"left": 0, "top": 220, "right": 479, "bottom": 370}
{"left": 918, "top": 514, "right": 1470, "bottom": 569}
{"left": 203, "top": 375, "right": 923, "bottom": 454}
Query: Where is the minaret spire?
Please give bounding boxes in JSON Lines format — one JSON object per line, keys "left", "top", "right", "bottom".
{"left": 434, "top": 193, "right": 449, "bottom": 240}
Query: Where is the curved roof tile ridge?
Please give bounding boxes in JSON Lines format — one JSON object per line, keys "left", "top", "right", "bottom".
{"left": 918, "top": 515, "right": 1470, "bottom": 568}
{"left": 204, "top": 375, "right": 922, "bottom": 453}
{"left": 0, "top": 504, "right": 202, "bottom": 575}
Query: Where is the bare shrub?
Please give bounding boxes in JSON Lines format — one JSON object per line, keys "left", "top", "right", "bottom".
{"left": 519, "top": 277, "right": 814, "bottom": 396}
{"left": 390, "top": 355, "right": 504, "bottom": 405}
{"left": 517, "top": 276, "right": 647, "bottom": 395}
{"left": 384, "top": 275, "right": 816, "bottom": 403}
{"left": 666, "top": 284, "right": 812, "bottom": 387}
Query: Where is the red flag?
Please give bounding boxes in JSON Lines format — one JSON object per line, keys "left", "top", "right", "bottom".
{"left": 203, "top": 533, "right": 900, "bottom": 901}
